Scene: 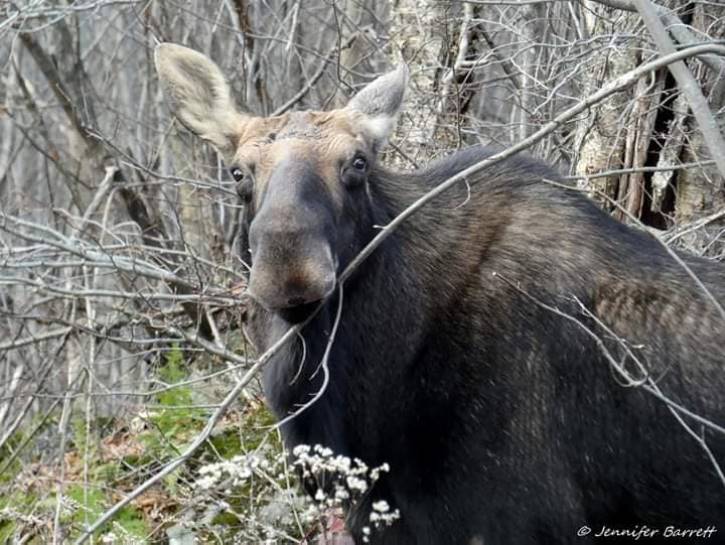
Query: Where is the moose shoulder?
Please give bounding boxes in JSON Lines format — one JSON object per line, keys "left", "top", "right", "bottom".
{"left": 155, "top": 43, "right": 725, "bottom": 544}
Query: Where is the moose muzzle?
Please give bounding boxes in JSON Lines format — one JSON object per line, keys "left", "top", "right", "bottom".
{"left": 246, "top": 158, "right": 338, "bottom": 321}
{"left": 247, "top": 233, "right": 336, "bottom": 313}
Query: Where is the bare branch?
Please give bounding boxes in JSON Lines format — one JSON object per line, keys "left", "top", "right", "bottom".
{"left": 634, "top": 0, "right": 725, "bottom": 181}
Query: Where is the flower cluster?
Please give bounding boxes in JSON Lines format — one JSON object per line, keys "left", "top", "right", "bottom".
{"left": 369, "top": 500, "right": 401, "bottom": 528}
{"left": 291, "top": 444, "right": 387, "bottom": 504}
{"left": 291, "top": 444, "right": 400, "bottom": 542}
{"left": 193, "top": 443, "right": 400, "bottom": 542}
{"left": 195, "top": 450, "right": 274, "bottom": 490}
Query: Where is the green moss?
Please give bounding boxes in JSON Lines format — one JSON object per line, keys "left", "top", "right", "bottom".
{"left": 209, "top": 428, "right": 242, "bottom": 458}
{"left": 0, "top": 489, "right": 39, "bottom": 542}
{"left": 148, "top": 345, "right": 209, "bottom": 453}
{"left": 0, "top": 489, "right": 40, "bottom": 514}
{"left": 66, "top": 485, "right": 106, "bottom": 528}
{"left": 210, "top": 510, "right": 240, "bottom": 526}
{"left": 0, "top": 412, "right": 55, "bottom": 482}
{"left": 64, "top": 485, "right": 148, "bottom": 541}
{"left": 0, "top": 519, "right": 15, "bottom": 543}
{"left": 93, "top": 461, "right": 119, "bottom": 482}
{"left": 113, "top": 505, "right": 149, "bottom": 541}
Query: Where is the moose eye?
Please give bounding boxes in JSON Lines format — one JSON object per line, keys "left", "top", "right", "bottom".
{"left": 352, "top": 155, "right": 368, "bottom": 171}
{"left": 230, "top": 167, "right": 245, "bottom": 182}
{"left": 341, "top": 154, "right": 369, "bottom": 188}
{"left": 237, "top": 178, "right": 254, "bottom": 203}
{"left": 231, "top": 167, "right": 254, "bottom": 202}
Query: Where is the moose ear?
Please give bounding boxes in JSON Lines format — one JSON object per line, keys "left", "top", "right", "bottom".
{"left": 345, "top": 64, "right": 408, "bottom": 151}
{"left": 154, "top": 43, "right": 245, "bottom": 156}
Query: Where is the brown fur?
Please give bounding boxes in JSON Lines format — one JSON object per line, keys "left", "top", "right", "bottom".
{"left": 231, "top": 110, "right": 376, "bottom": 210}
{"left": 156, "top": 44, "right": 725, "bottom": 545}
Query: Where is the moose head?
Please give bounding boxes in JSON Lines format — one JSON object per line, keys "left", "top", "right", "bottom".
{"left": 155, "top": 43, "right": 407, "bottom": 323}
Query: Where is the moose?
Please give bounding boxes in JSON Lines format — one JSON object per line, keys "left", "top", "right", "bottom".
{"left": 155, "top": 43, "right": 725, "bottom": 544}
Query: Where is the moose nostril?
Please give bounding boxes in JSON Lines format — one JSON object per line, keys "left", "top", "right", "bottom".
{"left": 287, "top": 296, "right": 306, "bottom": 307}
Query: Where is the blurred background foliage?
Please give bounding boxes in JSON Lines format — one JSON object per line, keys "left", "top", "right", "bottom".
{"left": 0, "top": 0, "right": 723, "bottom": 543}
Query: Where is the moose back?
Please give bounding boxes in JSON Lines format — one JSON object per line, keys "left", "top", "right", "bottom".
{"left": 155, "top": 43, "right": 725, "bottom": 544}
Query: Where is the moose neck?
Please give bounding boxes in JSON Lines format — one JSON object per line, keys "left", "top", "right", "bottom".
{"left": 266, "top": 165, "right": 461, "bottom": 457}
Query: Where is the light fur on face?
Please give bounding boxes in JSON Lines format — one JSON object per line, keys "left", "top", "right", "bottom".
{"left": 154, "top": 43, "right": 407, "bottom": 166}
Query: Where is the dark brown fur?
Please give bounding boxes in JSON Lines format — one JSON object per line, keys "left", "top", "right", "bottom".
{"left": 154, "top": 45, "right": 725, "bottom": 545}
{"left": 244, "top": 146, "right": 725, "bottom": 545}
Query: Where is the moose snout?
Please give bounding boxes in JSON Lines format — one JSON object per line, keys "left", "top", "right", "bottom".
{"left": 247, "top": 235, "right": 337, "bottom": 313}
{"left": 245, "top": 157, "right": 338, "bottom": 317}
{"left": 248, "top": 263, "right": 336, "bottom": 312}
{"left": 250, "top": 267, "right": 335, "bottom": 309}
